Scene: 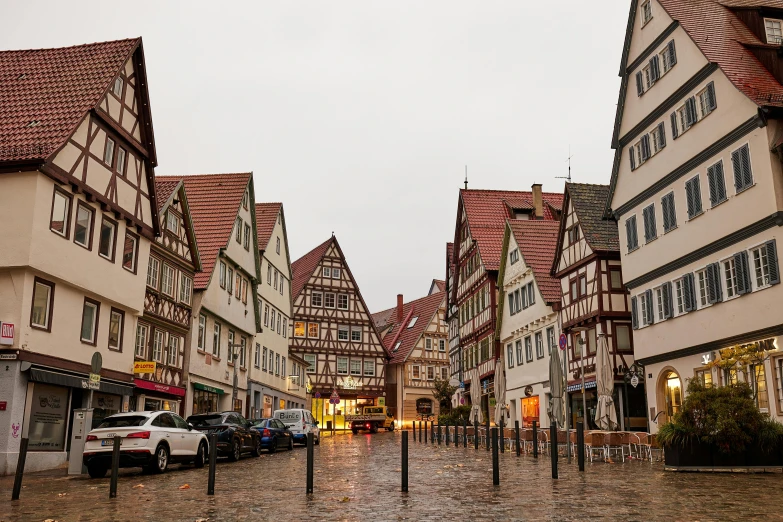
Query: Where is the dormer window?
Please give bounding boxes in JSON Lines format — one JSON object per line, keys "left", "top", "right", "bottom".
{"left": 509, "top": 249, "right": 519, "bottom": 265}
{"left": 407, "top": 316, "right": 418, "bottom": 329}
{"left": 112, "top": 77, "right": 123, "bottom": 97}
{"left": 765, "top": 18, "right": 783, "bottom": 44}
{"left": 513, "top": 210, "right": 531, "bottom": 220}
{"left": 641, "top": 0, "right": 652, "bottom": 26}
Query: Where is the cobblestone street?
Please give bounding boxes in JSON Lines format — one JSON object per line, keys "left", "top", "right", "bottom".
{"left": 3, "top": 431, "right": 783, "bottom": 522}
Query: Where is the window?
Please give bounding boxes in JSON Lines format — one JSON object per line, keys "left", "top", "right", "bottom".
{"left": 579, "top": 275, "right": 587, "bottom": 297}
{"left": 642, "top": 204, "right": 657, "bottom": 243}
{"left": 749, "top": 363, "right": 769, "bottom": 410}
{"left": 73, "top": 202, "right": 93, "bottom": 249}
{"left": 275, "top": 353, "right": 280, "bottom": 375}
{"left": 650, "top": 123, "right": 666, "bottom": 154}
{"left": 641, "top": 0, "right": 652, "bottom": 25}
{"left": 567, "top": 226, "right": 580, "bottom": 244}
{"left": 524, "top": 337, "right": 533, "bottom": 362}
{"left": 697, "top": 83, "right": 717, "bottom": 119}
{"left": 535, "top": 332, "right": 544, "bottom": 359}
{"left": 198, "top": 314, "right": 206, "bottom": 350}
{"left": 213, "top": 323, "right": 221, "bottom": 357}
{"left": 351, "top": 327, "right": 361, "bottom": 342}
{"left": 235, "top": 273, "right": 242, "bottom": 299}
{"left": 166, "top": 211, "right": 179, "bottom": 234}
{"left": 638, "top": 292, "right": 649, "bottom": 327}
{"left": 587, "top": 328, "right": 597, "bottom": 356}
{"left": 267, "top": 264, "right": 272, "bottom": 285}
{"left": 116, "top": 147, "right": 127, "bottom": 176}
{"left": 243, "top": 224, "right": 251, "bottom": 250}
{"left": 104, "top": 137, "right": 115, "bottom": 166}
{"left": 610, "top": 269, "right": 623, "bottom": 290}
{"left": 235, "top": 217, "right": 242, "bottom": 244}
{"left": 294, "top": 322, "right": 305, "bottom": 337}
{"left": 279, "top": 278, "right": 284, "bottom": 296}
{"left": 242, "top": 191, "right": 248, "bottom": 210}
{"left": 180, "top": 274, "right": 192, "bottom": 305}
{"left": 570, "top": 280, "right": 578, "bottom": 301}
{"left": 322, "top": 267, "right": 331, "bottom": 278}
{"left": 239, "top": 338, "right": 246, "bottom": 368}
{"left": 706, "top": 161, "right": 727, "bottom": 207}
{"left": 219, "top": 261, "right": 226, "bottom": 289}
{"left": 324, "top": 293, "right": 335, "bottom": 308}
{"left": 312, "top": 292, "right": 323, "bottom": 307}
{"left": 122, "top": 232, "right": 138, "bottom": 273}
{"left": 262, "top": 304, "right": 269, "bottom": 327}
{"left": 516, "top": 340, "right": 523, "bottom": 366}
{"left": 732, "top": 144, "right": 753, "bottom": 193}
{"left": 674, "top": 279, "right": 685, "bottom": 315}
{"left": 765, "top": 18, "right": 783, "bottom": 44}
{"left": 270, "top": 309, "right": 276, "bottom": 331}
{"left": 547, "top": 327, "right": 555, "bottom": 355}
{"left": 135, "top": 324, "right": 148, "bottom": 358}
{"left": 425, "top": 338, "right": 432, "bottom": 351}
{"left": 412, "top": 365, "right": 421, "bottom": 379}
{"left": 275, "top": 237, "right": 280, "bottom": 255}
{"left": 337, "top": 294, "right": 348, "bottom": 310}
{"left": 152, "top": 330, "right": 164, "bottom": 362}
{"left": 655, "top": 286, "right": 665, "bottom": 321}
{"left": 332, "top": 268, "right": 341, "bottom": 279}
{"left": 685, "top": 175, "right": 703, "bottom": 219}
{"left": 510, "top": 249, "right": 519, "bottom": 265}
{"left": 697, "top": 269, "right": 709, "bottom": 307}
{"left": 80, "top": 298, "right": 100, "bottom": 344}
{"left": 751, "top": 241, "right": 780, "bottom": 289}
{"left": 112, "top": 77, "right": 123, "bottom": 96}
{"left": 168, "top": 335, "right": 179, "bottom": 366}
{"left": 283, "top": 318, "right": 288, "bottom": 338}
{"left": 521, "top": 286, "right": 528, "bottom": 309}
{"left": 262, "top": 347, "right": 268, "bottom": 371}
{"left": 616, "top": 325, "right": 632, "bottom": 352}
{"left": 308, "top": 323, "right": 319, "bottom": 338}
{"left": 660, "top": 40, "right": 677, "bottom": 73}
{"left": 426, "top": 366, "right": 435, "bottom": 381}
{"left": 254, "top": 343, "right": 261, "bottom": 368}
{"left": 227, "top": 331, "right": 235, "bottom": 364}
{"left": 282, "top": 357, "right": 286, "bottom": 377}
{"left": 242, "top": 278, "right": 248, "bottom": 304}
{"left": 393, "top": 342, "right": 401, "bottom": 352}
{"left": 350, "top": 359, "right": 362, "bottom": 376}
{"left": 661, "top": 192, "right": 676, "bottom": 233}
{"left": 227, "top": 267, "right": 233, "bottom": 294}
{"left": 338, "top": 325, "right": 349, "bottom": 341}
{"left": 108, "top": 308, "right": 123, "bottom": 351}
{"left": 31, "top": 279, "right": 54, "bottom": 331}
{"left": 507, "top": 344, "right": 514, "bottom": 368}
{"left": 304, "top": 352, "right": 320, "bottom": 380}
{"left": 161, "top": 264, "right": 175, "bottom": 297}
{"left": 625, "top": 215, "right": 639, "bottom": 252}
{"left": 439, "top": 339, "right": 446, "bottom": 352}
{"left": 723, "top": 257, "right": 738, "bottom": 299}
{"left": 527, "top": 282, "right": 535, "bottom": 306}
{"left": 337, "top": 356, "right": 348, "bottom": 375}
{"left": 98, "top": 218, "right": 117, "bottom": 261}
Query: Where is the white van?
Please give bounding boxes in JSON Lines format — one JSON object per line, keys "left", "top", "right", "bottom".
{"left": 273, "top": 409, "right": 320, "bottom": 445}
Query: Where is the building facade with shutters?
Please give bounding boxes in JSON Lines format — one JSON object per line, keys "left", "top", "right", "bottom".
{"left": 606, "top": 0, "right": 783, "bottom": 431}
{"left": 0, "top": 39, "right": 160, "bottom": 474}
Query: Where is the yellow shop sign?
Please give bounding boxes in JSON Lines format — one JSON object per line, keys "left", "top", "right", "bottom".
{"left": 133, "top": 361, "right": 156, "bottom": 374}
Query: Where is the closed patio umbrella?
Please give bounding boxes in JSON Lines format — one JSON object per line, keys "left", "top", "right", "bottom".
{"left": 493, "top": 359, "right": 506, "bottom": 425}
{"left": 549, "top": 341, "right": 565, "bottom": 427}
{"left": 469, "top": 368, "right": 483, "bottom": 424}
{"left": 594, "top": 333, "right": 619, "bottom": 430}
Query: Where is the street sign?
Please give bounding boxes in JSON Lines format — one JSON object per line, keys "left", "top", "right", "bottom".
{"left": 0, "top": 322, "right": 14, "bottom": 346}
{"left": 459, "top": 381, "right": 465, "bottom": 389}
{"left": 314, "top": 392, "right": 321, "bottom": 399}
{"left": 330, "top": 390, "right": 340, "bottom": 405}
{"left": 559, "top": 333, "right": 567, "bottom": 350}
{"left": 630, "top": 374, "right": 640, "bottom": 388}
{"left": 91, "top": 352, "right": 102, "bottom": 374}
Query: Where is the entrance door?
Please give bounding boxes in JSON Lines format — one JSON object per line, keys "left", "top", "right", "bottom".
{"left": 661, "top": 371, "right": 682, "bottom": 423}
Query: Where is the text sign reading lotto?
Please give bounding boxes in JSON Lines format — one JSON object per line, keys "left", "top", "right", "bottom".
{"left": 133, "top": 361, "right": 156, "bottom": 374}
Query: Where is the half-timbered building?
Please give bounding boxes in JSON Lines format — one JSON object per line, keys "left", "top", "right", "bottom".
{"left": 132, "top": 179, "right": 200, "bottom": 415}
{"left": 496, "top": 220, "right": 561, "bottom": 429}
{"left": 0, "top": 38, "right": 159, "bottom": 474}
{"left": 289, "top": 236, "right": 388, "bottom": 429}
{"left": 451, "top": 186, "right": 563, "bottom": 422}
{"left": 158, "top": 173, "right": 261, "bottom": 417}
{"left": 372, "top": 290, "right": 448, "bottom": 427}
{"left": 552, "top": 183, "right": 641, "bottom": 430}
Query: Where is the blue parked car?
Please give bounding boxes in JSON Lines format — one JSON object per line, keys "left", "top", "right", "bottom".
{"left": 250, "top": 418, "right": 294, "bottom": 452}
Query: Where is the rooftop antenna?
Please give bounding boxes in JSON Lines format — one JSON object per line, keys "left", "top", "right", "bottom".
{"left": 556, "top": 146, "right": 574, "bottom": 183}
{"left": 464, "top": 165, "right": 468, "bottom": 190}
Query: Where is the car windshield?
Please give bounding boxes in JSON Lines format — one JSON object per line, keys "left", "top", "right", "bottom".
{"left": 97, "top": 416, "right": 149, "bottom": 428}
{"left": 251, "top": 419, "right": 270, "bottom": 427}
{"left": 276, "top": 411, "right": 301, "bottom": 423}
{"left": 187, "top": 414, "right": 225, "bottom": 427}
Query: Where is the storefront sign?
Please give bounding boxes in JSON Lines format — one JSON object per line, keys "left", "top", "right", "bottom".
{"left": 524, "top": 385, "right": 534, "bottom": 397}
{"left": 193, "top": 382, "right": 225, "bottom": 395}
{"left": 28, "top": 383, "right": 68, "bottom": 451}
{"left": 630, "top": 375, "right": 639, "bottom": 388}
{"left": 133, "top": 361, "right": 156, "bottom": 374}
{"left": 0, "top": 322, "right": 14, "bottom": 346}
{"left": 378, "top": 397, "right": 385, "bottom": 407}
{"left": 134, "top": 378, "right": 186, "bottom": 397}
{"left": 339, "top": 376, "right": 362, "bottom": 390}
{"left": 701, "top": 352, "right": 714, "bottom": 365}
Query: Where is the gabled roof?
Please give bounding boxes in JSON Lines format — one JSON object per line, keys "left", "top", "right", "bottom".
{"left": 567, "top": 183, "right": 619, "bottom": 253}
{"left": 431, "top": 280, "right": 446, "bottom": 293}
{"left": 372, "top": 292, "right": 445, "bottom": 364}
{"left": 457, "top": 189, "right": 564, "bottom": 272}
{"left": 154, "top": 179, "right": 181, "bottom": 212}
{"left": 507, "top": 220, "right": 561, "bottom": 304}
{"left": 0, "top": 38, "right": 157, "bottom": 164}
{"left": 291, "top": 237, "right": 333, "bottom": 300}
{"left": 255, "top": 202, "right": 282, "bottom": 252}
{"left": 154, "top": 178, "right": 202, "bottom": 272}
{"left": 157, "top": 173, "right": 252, "bottom": 290}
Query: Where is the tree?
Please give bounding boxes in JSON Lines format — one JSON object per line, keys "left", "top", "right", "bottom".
{"left": 432, "top": 377, "right": 456, "bottom": 413}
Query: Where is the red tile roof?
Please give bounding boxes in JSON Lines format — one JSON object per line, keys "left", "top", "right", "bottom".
{"left": 447, "top": 242, "right": 454, "bottom": 269}
{"left": 460, "top": 189, "right": 564, "bottom": 271}
{"left": 254, "top": 202, "right": 281, "bottom": 252}
{"left": 432, "top": 280, "right": 446, "bottom": 292}
{"left": 0, "top": 38, "right": 140, "bottom": 162}
{"left": 154, "top": 178, "right": 181, "bottom": 212}
{"left": 157, "top": 173, "right": 252, "bottom": 290}
{"left": 658, "top": 0, "right": 783, "bottom": 107}
{"left": 291, "top": 237, "right": 333, "bottom": 300}
{"left": 372, "top": 291, "right": 445, "bottom": 364}
{"left": 507, "top": 220, "right": 562, "bottom": 304}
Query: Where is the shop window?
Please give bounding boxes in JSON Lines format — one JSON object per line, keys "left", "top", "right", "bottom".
{"left": 521, "top": 396, "right": 540, "bottom": 427}
{"left": 694, "top": 368, "right": 712, "bottom": 387}
{"left": 31, "top": 278, "right": 55, "bottom": 331}
{"left": 749, "top": 364, "right": 769, "bottom": 411}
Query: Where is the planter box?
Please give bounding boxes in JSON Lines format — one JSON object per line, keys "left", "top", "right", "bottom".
{"left": 665, "top": 442, "right": 783, "bottom": 472}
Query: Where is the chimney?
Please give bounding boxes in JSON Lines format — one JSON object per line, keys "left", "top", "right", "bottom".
{"left": 532, "top": 183, "right": 543, "bottom": 219}
{"left": 397, "top": 294, "right": 404, "bottom": 323}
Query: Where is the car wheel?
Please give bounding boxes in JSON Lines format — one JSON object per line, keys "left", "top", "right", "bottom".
{"left": 150, "top": 444, "right": 169, "bottom": 474}
{"left": 87, "top": 462, "right": 107, "bottom": 478}
{"left": 193, "top": 441, "right": 207, "bottom": 468}
{"left": 251, "top": 437, "right": 262, "bottom": 457}
{"left": 387, "top": 422, "right": 394, "bottom": 432}
{"left": 288, "top": 437, "right": 294, "bottom": 451}
{"left": 269, "top": 436, "right": 277, "bottom": 453}
{"left": 228, "top": 439, "right": 241, "bottom": 461}
{"left": 370, "top": 425, "right": 378, "bottom": 434}
{"left": 352, "top": 429, "right": 358, "bottom": 434}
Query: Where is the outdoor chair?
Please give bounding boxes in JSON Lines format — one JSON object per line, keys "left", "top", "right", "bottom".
{"left": 604, "top": 432, "right": 628, "bottom": 462}
{"left": 585, "top": 431, "right": 606, "bottom": 462}
{"left": 557, "top": 429, "right": 569, "bottom": 456}
{"left": 521, "top": 429, "right": 535, "bottom": 454}
{"left": 631, "top": 432, "right": 652, "bottom": 461}
{"left": 538, "top": 429, "right": 550, "bottom": 455}
{"left": 649, "top": 434, "right": 663, "bottom": 462}
{"left": 465, "top": 426, "right": 476, "bottom": 445}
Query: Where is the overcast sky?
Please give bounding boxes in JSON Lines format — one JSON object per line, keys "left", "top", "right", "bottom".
{"left": 2, "top": 1, "right": 628, "bottom": 312}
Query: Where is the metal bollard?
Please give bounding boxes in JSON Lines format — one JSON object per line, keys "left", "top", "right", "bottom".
{"left": 207, "top": 433, "right": 217, "bottom": 495}
{"left": 413, "top": 421, "right": 416, "bottom": 443}
{"left": 577, "top": 421, "right": 585, "bottom": 472}
{"left": 109, "top": 436, "right": 121, "bottom": 498}
{"left": 306, "top": 433, "right": 314, "bottom": 494}
{"left": 463, "top": 417, "right": 468, "bottom": 448}
{"left": 515, "top": 420, "right": 521, "bottom": 457}
{"left": 401, "top": 431, "right": 409, "bottom": 492}
{"left": 491, "top": 427, "right": 500, "bottom": 486}
{"left": 550, "top": 422, "right": 558, "bottom": 479}
{"left": 499, "top": 417, "right": 505, "bottom": 454}
{"left": 437, "top": 424, "right": 442, "bottom": 446}
{"left": 11, "top": 437, "right": 29, "bottom": 500}
{"left": 473, "top": 418, "right": 479, "bottom": 450}
{"left": 445, "top": 421, "right": 450, "bottom": 446}
{"left": 486, "top": 413, "right": 491, "bottom": 451}
{"left": 424, "top": 421, "right": 428, "bottom": 444}
{"left": 431, "top": 421, "right": 435, "bottom": 445}
{"left": 532, "top": 420, "right": 538, "bottom": 458}
{"left": 419, "top": 420, "right": 422, "bottom": 443}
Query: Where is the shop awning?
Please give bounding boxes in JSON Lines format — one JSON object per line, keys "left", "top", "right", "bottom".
{"left": 193, "top": 382, "right": 225, "bottom": 395}
{"left": 567, "top": 380, "right": 597, "bottom": 393}
{"left": 134, "top": 378, "right": 186, "bottom": 397}
{"left": 29, "top": 367, "right": 134, "bottom": 396}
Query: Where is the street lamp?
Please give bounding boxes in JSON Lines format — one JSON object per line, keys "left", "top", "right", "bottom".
{"left": 229, "top": 342, "right": 244, "bottom": 413}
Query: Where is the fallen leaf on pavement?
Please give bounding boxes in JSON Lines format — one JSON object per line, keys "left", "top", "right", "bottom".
{"left": 179, "top": 484, "right": 190, "bottom": 490}
{"left": 339, "top": 497, "right": 351, "bottom": 502}
{"left": 132, "top": 484, "right": 145, "bottom": 489}
{"left": 436, "top": 471, "right": 443, "bottom": 474}
{"left": 57, "top": 493, "right": 67, "bottom": 497}
{"left": 457, "top": 464, "right": 465, "bottom": 467}
{"left": 395, "top": 468, "right": 401, "bottom": 472}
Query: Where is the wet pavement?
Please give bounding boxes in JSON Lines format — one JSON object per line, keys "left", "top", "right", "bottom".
{"left": 2, "top": 431, "right": 783, "bottom": 521}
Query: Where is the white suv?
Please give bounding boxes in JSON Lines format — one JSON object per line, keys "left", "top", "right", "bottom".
{"left": 82, "top": 411, "right": 209, "bottom": 478}
{"left": 274, "top": 409, "right": 320, "bottom": 445}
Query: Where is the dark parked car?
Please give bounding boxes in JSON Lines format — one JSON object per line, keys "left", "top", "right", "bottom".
{"left": 186, "top": 412, "right": 260, "bottom": 461}
{"left": 250, "top": 418, "right": 294, "bottom": 452}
